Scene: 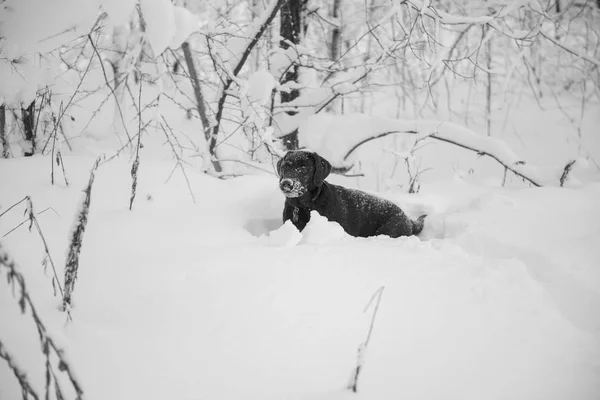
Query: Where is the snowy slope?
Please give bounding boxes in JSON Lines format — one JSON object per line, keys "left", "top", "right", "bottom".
{"left": 1, "top": 155, "right": 599, "bottom": 400}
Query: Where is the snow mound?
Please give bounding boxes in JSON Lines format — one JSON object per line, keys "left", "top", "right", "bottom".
{"left": 259, "top": 220, "right": 302, "bottom": 247}
{"left": 300, "top": 211, "right": 350, "bottom": 245}
{"left": 259, "top": 211, "right": 350, "bottom": 246}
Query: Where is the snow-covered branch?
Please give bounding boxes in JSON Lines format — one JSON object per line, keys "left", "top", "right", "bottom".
{"left": 63, "top": 156, "right": 102, "bottom": 310}
{"left": 306, "top": 115, "right": 573, "bottom": 187}
{"left": 209, "top": 0, "right": 286, "bottom": 171}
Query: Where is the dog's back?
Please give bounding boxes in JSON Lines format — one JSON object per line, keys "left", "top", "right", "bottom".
{"left": 312, "top": 182, "right": 422, "bottom": 238}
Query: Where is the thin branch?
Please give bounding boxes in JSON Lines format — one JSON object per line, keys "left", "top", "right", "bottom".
{"left": 160, "top": 117, "right": 196, "bottom": 203}
{"left": 0, "top": 197, "right": 28, "bottom": 220}
{"left": 0, "top": 246, "right": 84, "bottom": 399}
{"left": 342, "top": 129, "right": 543, "bottom": 187}
{"left": 63, "top": 156, "right": 102, "bottom": 311}
{"left": 0, "top": 339, "right": 40, "bottom": 400}
{"left": 210, "top": 0, "right": 286, "bottom": 168}
{"left": 24, "top": 197, "right": 65, "bottom": 301}
{"left": 129, "top": 79, "right": 143, "bottom": 211}
{"left": 540, "top": 30, "right": 600, "bottom": 68}
{"left": 88, "top": 33, "right": 133, "bottom": 143}
{"left": 348, "top": 286, "right": 385, "bottom": 393}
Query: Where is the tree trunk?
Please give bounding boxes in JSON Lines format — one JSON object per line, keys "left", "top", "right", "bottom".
{"left": 279, "top": 0, "right": 303, "bottom": 150}
{"left": 181, "top": 41, "right": 222, "bottom": 172}
{"left": 0, "top": 104, "right": 8, "bottom": 158}
{"left": 331, "top": 0, "right": 342, "bottom": 61}
{"left": 21, "top": 101, "right": 36, "bottom": 156}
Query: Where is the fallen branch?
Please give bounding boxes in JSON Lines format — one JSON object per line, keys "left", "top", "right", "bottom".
{"left": 341, "top": 120, "right": 552, "bottom": 187}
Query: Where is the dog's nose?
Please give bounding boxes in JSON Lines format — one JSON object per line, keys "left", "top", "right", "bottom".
{"left": 280, "top": 179, "right": 293, "bottom": 192}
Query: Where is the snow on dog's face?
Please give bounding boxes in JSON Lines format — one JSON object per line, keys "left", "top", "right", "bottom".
{"left": 277, "top": 150, "right": 332, "bottom": 198}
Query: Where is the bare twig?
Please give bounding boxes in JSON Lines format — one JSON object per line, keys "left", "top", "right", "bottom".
{"left": 129, "top": 79, "right": 143, "bottom": 211}
{"left": 88, "top": 33, "right": 133, "bottom": 143}
{"left": 210, "top": 0, "right": 286, "bottom": 170}
{"left": 0, "top": 338, "right": 40, "bottom": 400}
{"left": 559, "top": 160, "right": 576, "bottom": 187}
{"left": 0, "top": 245, "right": 84, "bottom": 399}
{"left": 24, "top": 197, "right": 65, "bottom": 302}
{"left": 348, "top": 286, "right": 385, "bottom": 393}
{"left": 0, "top": 197, "right": 29, "bottom": 220}
{"left": 160, "top": 116, "right": 196, "bottom": 203}
{"left": 540, "top": 31, "right": 600, "bottom": 68}
{"left": 2, "top": 207, "right": 59, "bottom": 238}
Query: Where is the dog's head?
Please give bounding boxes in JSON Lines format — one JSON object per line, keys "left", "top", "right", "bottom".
{"left": 277, "top": 150, "right": 332, "bottom": 198}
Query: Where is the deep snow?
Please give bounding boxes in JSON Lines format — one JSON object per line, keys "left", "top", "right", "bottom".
{"left": 1, "top": 155, "right": 599, "bottom": 400}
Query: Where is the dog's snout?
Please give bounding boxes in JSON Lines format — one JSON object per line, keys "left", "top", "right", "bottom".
{"left": 280, "top": 179, "right": 293, "bottom": 192}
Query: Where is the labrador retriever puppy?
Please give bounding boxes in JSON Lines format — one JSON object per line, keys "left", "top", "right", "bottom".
{"left": 277, "top": 150, "right": 425, "bottom": 238}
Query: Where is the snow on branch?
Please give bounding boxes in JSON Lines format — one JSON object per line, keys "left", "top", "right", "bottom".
{"left": 301, "top": 115, "right": 574, "bottom": 187}
{"left": 63, "top": 156, "right": 102, "bottom": 310}
{"left": 209, "top": 0, "right": 286, "bottom": 170}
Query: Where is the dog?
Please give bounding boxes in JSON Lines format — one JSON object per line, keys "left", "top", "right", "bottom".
{"left": 277, "top": 150, "right": 426, "bottom": 238}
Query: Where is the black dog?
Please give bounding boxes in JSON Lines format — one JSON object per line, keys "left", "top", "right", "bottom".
{"left": 277, "top": 150, "right": 426, "bottom": 238}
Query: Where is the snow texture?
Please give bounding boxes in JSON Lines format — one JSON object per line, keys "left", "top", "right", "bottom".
{"left": 169, "top": 6, "right": 201, "bottom": 50}
{"left": 0, "top": 0, "right": 97, "bottom": 104}
{"left": 139, "top": 0, "right": 176, "bottom": 56}
{"left": 1, "top": 156, "right": 599, "bottom": 400}
{"left": 100, "top": 0, "right": 136, "bottom": 26}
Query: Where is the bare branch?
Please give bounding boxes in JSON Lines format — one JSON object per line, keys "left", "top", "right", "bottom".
{"left": 540, "top": 31, "right": 600, "bottom": 68}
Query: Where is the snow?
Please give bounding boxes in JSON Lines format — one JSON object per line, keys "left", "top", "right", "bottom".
{"left": 1, "top": 155, "right": 599, "bottom": 400}
{"left": 169, "top": 6, "right": 202, "bottom": 51}
{"left": 1, "top": 0, "right": 600, "bottom": 398}
{"left": 139, "top": 0, "right": 176, "bottom": 56}
{"left": 0, "top": 0, "right": 97, "bottom": 104}
{"left": 220, "top": 0, "right": 282, "bottom": 74}
{"left": 0, "top": 0, "right": 97, "bottom": 56}
{"left": 100, "top": 0, "right": 136, "bottom": 27}
{"left": 241, "top": 69, "right": 276, "bottom": 125}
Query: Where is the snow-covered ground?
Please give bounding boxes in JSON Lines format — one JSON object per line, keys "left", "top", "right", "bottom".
{"left": 1, "top": 154, "right": 599, "bottom": 400}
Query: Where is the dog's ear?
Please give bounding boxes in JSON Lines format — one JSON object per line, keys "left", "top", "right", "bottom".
{"left": 312, "top": 152, "right": 332, "bottom": 186}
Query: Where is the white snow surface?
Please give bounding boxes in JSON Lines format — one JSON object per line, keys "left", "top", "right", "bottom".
{"left": 139, "top": 0, "right": 176, "bottom": 56}
{"left": 0, "top": 155, "right": 599, "bottom": 400}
